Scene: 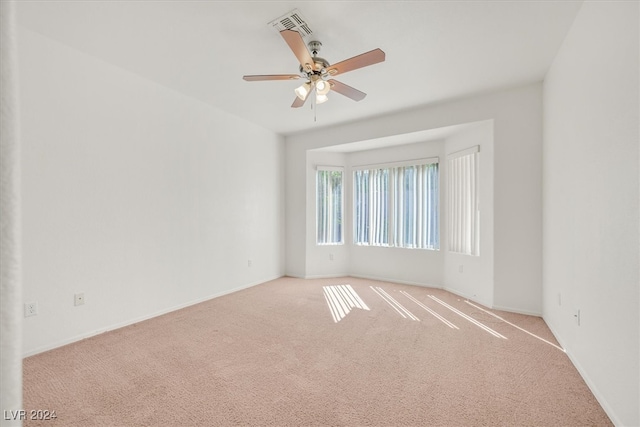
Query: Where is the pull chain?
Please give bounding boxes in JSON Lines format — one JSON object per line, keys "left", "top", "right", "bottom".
{"left": 311, "top": 82, "right": 317, "bottom": 122}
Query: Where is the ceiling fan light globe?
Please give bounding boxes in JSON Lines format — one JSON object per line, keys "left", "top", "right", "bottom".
{"left": 315, "top": 80, "right": 331, "bottom": 95}
{"left": 295, "top": 82, "right": 311, "bottom": 100}
{"left": 316, "top": 93, "right": 329, "bottom": 104}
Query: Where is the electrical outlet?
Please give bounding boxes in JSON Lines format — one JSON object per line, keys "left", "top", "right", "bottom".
{"left": 329, "top": 253, "right": 334, "bottom": 261}
{"left": 24, "top": 302, "right": 38, "bottom": 317}
{"left": 458, "top": 265, "right": 464, "bottom": 273}
{"left": 247, "top": 259, "right": 252, "bottom": 267}
{"left": 74, "top": 293, "right": 85, "bottom": 306}
{"left": 574, "top": 308, "right": 581, "bottom": 326}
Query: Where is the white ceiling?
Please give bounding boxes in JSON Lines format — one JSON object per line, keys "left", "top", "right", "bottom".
{"left": 15, "top": 1, "right": 582, "bottom": 136}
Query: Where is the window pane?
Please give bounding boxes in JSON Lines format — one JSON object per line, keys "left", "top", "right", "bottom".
{"left": 354, "top": 162, "right": 438, "bottom": 250}
{"left": 371, "top": 169, "right": 389, "bottom": 245}
{"left": 354, "top": 170, "right": 368, "bottom": 244}
{"left": 393, "top": 164, "right": 439, "bottom": 249}
{"left": 448, "top": 151, "right": 479, "bottom": 255}
{"left": 317, "top": 169, "right": 343, "bottom": 245}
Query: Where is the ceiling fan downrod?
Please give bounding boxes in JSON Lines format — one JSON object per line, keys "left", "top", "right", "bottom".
{"left": 308, "top": 40, "right": 322, "bottom": 56}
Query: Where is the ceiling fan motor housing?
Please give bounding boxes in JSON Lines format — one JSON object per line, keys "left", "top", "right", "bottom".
{"left": 300, "top": 57, "right": 330, "bottom": 75}
{"left": 298, "top": 40, "right": 330, "bottom": 78}
{"left": 300, "top": 41, "right": 330, "bottom": 78}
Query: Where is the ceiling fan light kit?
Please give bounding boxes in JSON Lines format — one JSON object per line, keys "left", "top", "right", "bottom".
{"left": 243, "top": 19, "right": 385, "bottom": 112}
{"left": 315, "top": 93, "right": 329, "bottom": 104}
{"left": 294, "top": 81, "right": 312, "bottom": 100}
{"left": 316, "top": 80, "right": 330, "bottom": 95}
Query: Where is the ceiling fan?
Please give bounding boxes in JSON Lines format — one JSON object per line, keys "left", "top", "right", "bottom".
{"left": 243, "top": 29, "right": 385, "bottom": 108}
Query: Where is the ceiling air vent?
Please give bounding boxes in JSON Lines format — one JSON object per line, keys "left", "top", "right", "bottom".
{"left": 268, "top": 9, "right": 313, "bottom": 38}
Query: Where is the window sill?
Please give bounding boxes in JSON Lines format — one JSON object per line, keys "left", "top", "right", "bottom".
{"left": 353, "top": 243, "right": 440, "bottom": 251}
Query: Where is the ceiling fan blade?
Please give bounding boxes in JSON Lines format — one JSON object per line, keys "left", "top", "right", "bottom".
{"left": 280, "top": 29, "right": 316, "bottom": 72}
{"left": 328, "top": 79, "right": 367, "bottom": 101}
{"left": 243, "top": 74, "right": 301, "bottom": 81}
{"left": 326, "top": 48, "right": 385, "bottom": 76}
{"left": 291, "top": 96, "right": 306, "bottom": 108}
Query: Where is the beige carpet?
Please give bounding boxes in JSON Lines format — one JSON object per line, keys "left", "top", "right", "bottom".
{"left": 23, "top": 277, "right": 611, "bottom": 426}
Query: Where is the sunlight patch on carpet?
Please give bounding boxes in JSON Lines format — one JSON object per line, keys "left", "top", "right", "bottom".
{"left": 428, "top": 295, "right": 507, "bottom": 339}
{"left": 323, "top": 285, "right": 370, "bottom": 323}
{"left": 370, "top": 286, "right": 420, "bottom": 321}
{"left": 464, "top": 301, "right": 565, "bottom": 351}
{"left": 400, "top": 291, "right": 459, "bottom": 329}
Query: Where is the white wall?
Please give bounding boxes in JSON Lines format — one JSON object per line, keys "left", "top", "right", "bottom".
{"left": 19, "top": 27, "right": 285, "bottom": 355}
{"left": 542, "top": 2, "right": 639, "bottom": 425}
{"left": 285, "top": 140, "right": 306, "bottom": 278}
{"left": 286, "top": 83, "right": 542, "bottom": 315}
{"left": 443, "top": 122, "right": 494, "bottom": 307}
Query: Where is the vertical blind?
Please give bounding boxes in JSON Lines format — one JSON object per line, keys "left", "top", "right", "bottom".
{"left": 316, "top": 167, "right": 343, "bottom": 245}
{"left": 393, "top": 164, "right": 439, "bottom": 249}
{"left": 354, "top": 160, "right": 439, "bottom": 250}
{"left": 448, "top": 146, "right": 479, "bottom": 256}
{"left": 354, "top": 169, "right": 389, "bottom": 246}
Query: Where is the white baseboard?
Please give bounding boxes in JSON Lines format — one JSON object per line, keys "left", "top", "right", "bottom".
{"left": 23, "top": 275, "right": 283, "bottom": 358}
{"left": 441, "top": 286, "right": 492, "bottom": 308}
{"left": 303, "top": 274, "right": 350, "bottom": 280}
{"left": 348, "top": 274, "right": 443, "bottom": 289}
{"left": 542, "top": 320, "right": 622, "bottom": 426}
{"left": 491, "top": 304, "right": 542, "bottom": 317}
